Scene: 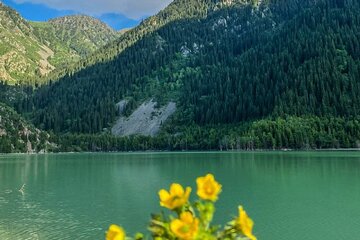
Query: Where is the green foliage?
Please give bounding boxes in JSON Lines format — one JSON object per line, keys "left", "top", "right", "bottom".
{"left": 0, "top": 102, "right": 53, "bottom": 153}
{"left": 0, "top": 2, "right": 119, "bottom": 84}
{"left": 30, "top": 21, "right": 81, "bottom": 68}
{"left": 247, "top": 116, "right": 360, "bottom": 149}
{"left": 24, "top": 0, "right": 360, "bottom": 137}
{"left": 54, "top": 116, "right": 360, "bottom": 151}
{"left": 179, "top": 1, "right": 360, "bottom": 124}
{"left": 0, "top": 81, "right": 28, "bottom": 106}
{"left": 31, "top": 16, "right": 119, "bottom": 68}
{"left": 2, "top": 0, "right": 359, "bottom": 152}
{"left": 40, "top": 0, "right": 253, "bottom": 82}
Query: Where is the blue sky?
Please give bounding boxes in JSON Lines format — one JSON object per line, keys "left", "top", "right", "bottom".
{"left": 1, "top": 0, "right": 173, "bottom": 30}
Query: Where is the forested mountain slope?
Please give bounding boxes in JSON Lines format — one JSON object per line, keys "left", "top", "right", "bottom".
{"left": 31, "top": 15, "right": 119, "bottom": 68}
{"left": 0, "top": 2, "right": 51, "bottom": 84}
{"left": 0, "top": 2, "right": 119, "bottom": 84}
{"left": 0, "top": 102, "right": 53, "bottom": 153}
{"left": 26, "top": 0, "right": 360, "bottom": 132}
{"left": 43, "top": 0, "right": 258, "bottom": 81}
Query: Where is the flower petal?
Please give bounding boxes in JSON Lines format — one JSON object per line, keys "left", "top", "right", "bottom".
{"left": 159, "top": 189, "right": 170, "bottom": 201}
{"left": 170, "top": 183, "right": 184, "bottom": 196}
{"left": 106, "top": 225, "right": 125, "bottom": 240}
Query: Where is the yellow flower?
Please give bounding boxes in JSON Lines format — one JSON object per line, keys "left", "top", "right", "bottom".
{"left": 236, "top": 206, "right": 257, "bottom": 240}
{"left": 106, "top": 224, "right": 125, "bottom": 240}
{"left": 170, "top": 212, "right": 199, "bottom": 240}
{"left": 196, "top": 174, "right": 222, "bottom": 202}
{"left": 159, "top": 183, "right": 191, "bottom": 210}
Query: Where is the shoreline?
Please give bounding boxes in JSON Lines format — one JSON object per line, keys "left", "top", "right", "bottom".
{"left": 1, "top": 148, "right": 360, "bottom": 155}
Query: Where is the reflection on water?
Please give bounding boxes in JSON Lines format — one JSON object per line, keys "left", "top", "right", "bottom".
{"left": 0, "top": 152, "right": 360, "bottom": 240}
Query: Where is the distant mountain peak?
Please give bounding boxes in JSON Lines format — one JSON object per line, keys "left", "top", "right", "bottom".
{"left": 0, "top": 2, "right": 119, "bottom": 84}
{"left": 49, "top": 14, "right": 115, "bottom": 31}
{"left": 44, "top": 14, "right": 119, "bottom": 57}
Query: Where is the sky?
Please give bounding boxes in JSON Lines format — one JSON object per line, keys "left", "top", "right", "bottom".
{"left": 1, "top": 0, "right": 173, "bottom": 30}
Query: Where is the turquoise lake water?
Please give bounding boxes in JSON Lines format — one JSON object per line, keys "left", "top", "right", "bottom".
{"left": 0, "top": 152, "right": 360, "bottom": 239}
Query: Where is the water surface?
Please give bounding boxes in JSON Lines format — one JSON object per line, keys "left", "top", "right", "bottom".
{"left": 0, "top": 152, "right": 360, "bottom": 239}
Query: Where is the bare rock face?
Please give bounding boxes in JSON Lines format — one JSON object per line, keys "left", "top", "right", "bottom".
{"left": 116, "top": 100, "right": 128, "bottom": 115}
{"left": 112, "top": 100, "right": 176, "bottom": 137}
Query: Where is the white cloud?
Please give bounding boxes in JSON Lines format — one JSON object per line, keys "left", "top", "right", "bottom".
{"left": 12, "top": 0, "right": 173, "bottom": 19}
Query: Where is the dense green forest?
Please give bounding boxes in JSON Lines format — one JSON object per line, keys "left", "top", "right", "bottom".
{"left": 24, "top": 0, "right": 360, "bottom": 128}
{"left": 41, "top": 0, "right": 255, "bottom": 82}
{"left": 3, "top": 0, "right": 360, "bottom": 152}
{"left": 0, "top": 102, "right": 51, "bottom": 153}
{"left": 56, "top": 116, "right": 360, "bottom": 152}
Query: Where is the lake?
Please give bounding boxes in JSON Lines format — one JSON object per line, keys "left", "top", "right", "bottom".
{"left": 0, "top": 152, "right": 360, "bottom": 239}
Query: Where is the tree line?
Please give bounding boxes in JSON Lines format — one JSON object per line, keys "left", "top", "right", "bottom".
{"left": 52, "top": 116, "right": 360, "bottom": 152}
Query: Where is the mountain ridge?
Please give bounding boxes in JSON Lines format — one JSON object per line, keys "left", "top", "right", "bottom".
{"left": 5, "top": 0, "right": 360, "bottom": 151}
{"left": 0, "top": 2, "right": 48, "bottom": 83}
{"left": 25, "top": 0, "right": 360, "bottom": 134}
{"left": 46, "top": 15, "right": 119, "bottom": 56}
{"left": 43, "top": 0, "right": 259, "bottom": 81}
{"left": 0, "top": 3, "right": 119, "bottom": 84}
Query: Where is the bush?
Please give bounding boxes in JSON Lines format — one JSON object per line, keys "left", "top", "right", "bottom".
{"left": 106, "top": 174, "right": 256, "bottom": 240}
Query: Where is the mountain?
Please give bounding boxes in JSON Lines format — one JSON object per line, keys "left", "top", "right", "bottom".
{"left": 27, "top": 0, "right": 260, "bottom": 132}
{"left": 0, "top": 2, "right": 119, "bottom": 84}
{"left": 45, "top": 0, "right": 258, "bottom": 80}
{"left": 0, "top": 2, "right": 51, "bottom": 84}
{"left": 31, "top": 15, "right": 119, "bottom": 68}
{"left": 0, "top": 102, "right": 53, "bottom": 153}
{"left": 19, "top": 0, "right": 360, "bottom": 149}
